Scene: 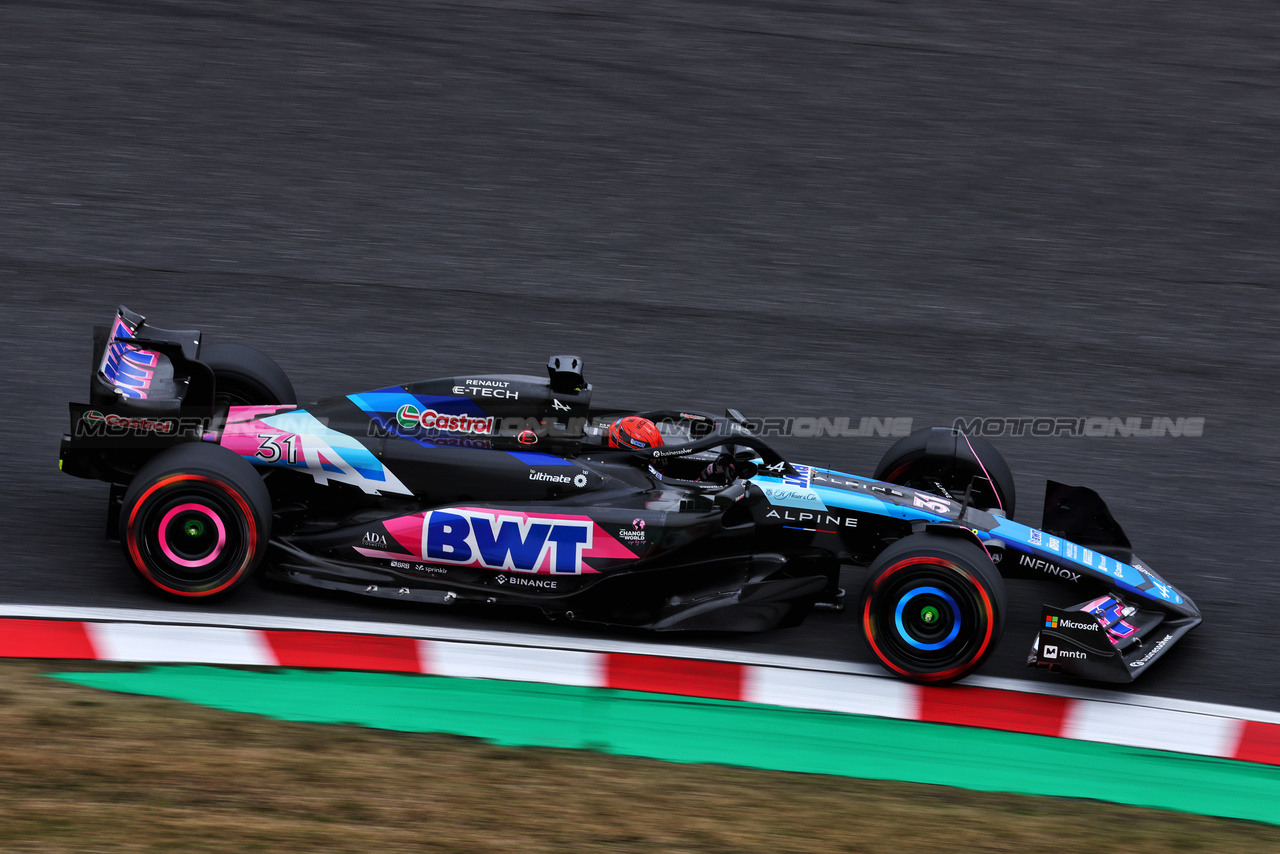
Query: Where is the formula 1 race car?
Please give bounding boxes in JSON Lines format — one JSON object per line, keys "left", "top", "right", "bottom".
{"left": 59, "top": 306, "right": 1201, "bottom": 683}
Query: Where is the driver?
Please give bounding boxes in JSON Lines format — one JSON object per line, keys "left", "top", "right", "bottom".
{"left": 606, "top": 415, "right": 738, "bottom": 484}
{"left": 606, "top": 415, "right": 665, "bottom": 450}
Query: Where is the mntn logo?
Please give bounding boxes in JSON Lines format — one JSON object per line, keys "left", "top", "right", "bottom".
{"left": 423, "top": 510, "right": 592, "bottom": 573}
{"left": 1041, "top": 644, "right": 1086, "bottom": 661}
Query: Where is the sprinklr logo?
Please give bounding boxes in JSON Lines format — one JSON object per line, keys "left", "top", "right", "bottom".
{"left": 619, "top": 518, "right": 647, "bottom": 543}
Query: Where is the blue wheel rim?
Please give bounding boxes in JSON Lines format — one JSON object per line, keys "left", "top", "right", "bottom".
{"left": 894, "top": 586, "right": 961, "bottom": 650}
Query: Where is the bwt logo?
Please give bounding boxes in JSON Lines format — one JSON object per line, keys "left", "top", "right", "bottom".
{"left": 422, "top": 510, "right": 593, "bottom": 573}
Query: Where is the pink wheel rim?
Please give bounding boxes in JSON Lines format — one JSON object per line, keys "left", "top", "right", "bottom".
{"left": 158, "top": 503, "right": 228, "bottom": 568}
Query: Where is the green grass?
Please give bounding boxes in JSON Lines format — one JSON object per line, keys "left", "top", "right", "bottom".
{"left": 1, "top": 660, "right": 1279, "bottom": 853}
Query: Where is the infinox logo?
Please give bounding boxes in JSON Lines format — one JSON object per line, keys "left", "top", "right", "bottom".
{"left": 422, "top": 509, "right": 593, "bottom": 574}
{"left": 1020, "top": 553, "right": 1081, "bottom": 582}
{"left": 395, "top": 403, "right": 494, "bottom": 435}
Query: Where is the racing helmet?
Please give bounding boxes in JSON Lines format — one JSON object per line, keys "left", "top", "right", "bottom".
{"left": 607, "top": 416, "right": 664, "bottom": 450}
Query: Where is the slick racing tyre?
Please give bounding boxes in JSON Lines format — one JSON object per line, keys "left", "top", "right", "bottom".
{"left": 200, "top": 342, "right": 297, "bottom": 407}
{"left": 121, "top": 442, "right": 272, "bottom": 599}
{"left": 874, "top": 426, "right": 1016, "bottom": 516}
{"left": 860, "top": 533, "right": 1006, "bottom": 683}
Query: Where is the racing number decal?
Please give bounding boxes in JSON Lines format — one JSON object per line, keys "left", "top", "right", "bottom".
{"left": 913, "top": 493, "right": 951, "bottom": 515}
{"left": 256, "top": 433, "right": 298, "bottom": 464}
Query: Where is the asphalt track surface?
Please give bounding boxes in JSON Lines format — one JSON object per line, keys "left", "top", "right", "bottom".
{"left": 1, "top": 1, "right": 1277, "bottom": 710}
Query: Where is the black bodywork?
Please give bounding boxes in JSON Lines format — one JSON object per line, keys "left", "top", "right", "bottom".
{"left": 60, "top": 307, "right": 1201, "bottom": 683}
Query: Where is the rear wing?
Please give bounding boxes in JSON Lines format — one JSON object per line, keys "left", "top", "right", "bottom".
{"left": 91, "top": 305, "right": 210, "bottom": 411}
{"left": 63, "top": 307, "right": 217, "bottom": 484}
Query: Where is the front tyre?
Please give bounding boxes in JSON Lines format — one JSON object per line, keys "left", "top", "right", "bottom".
{"left": 860, "top": 533, "right": 1005, "bottom": 683}
{"left": 121, "top": 443, "right": 272, "bottom": 599}
{"left": 874, "top": 426, "right": 1016, "bottom": 517}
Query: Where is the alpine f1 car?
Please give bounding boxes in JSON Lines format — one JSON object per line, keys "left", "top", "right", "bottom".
{"left": 59, "top": 306, "right": 1201, "bottom": 684}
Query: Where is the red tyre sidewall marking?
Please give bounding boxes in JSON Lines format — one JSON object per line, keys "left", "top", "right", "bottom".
{"left": 126, "top": 474, "right": 258, "bottom": 597}
{"left": 863, "top": 555, "right": 995, "bottom": 682}
{"left": 885, "top": 461, "right": 914, "bottom": 482}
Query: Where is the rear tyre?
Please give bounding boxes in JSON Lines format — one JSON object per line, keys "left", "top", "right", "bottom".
{"left": 200, "top": 342, "right": 296, "bottom": 407}
{"left": 860, "top": 533, "right": 1005, "bottom": 683}
{"left": 874, "top": 426, "right": 1016, "bottom": 516}
{"left": 121, "top": 442, "right": 272, "bottom": 599}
